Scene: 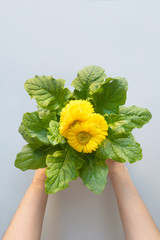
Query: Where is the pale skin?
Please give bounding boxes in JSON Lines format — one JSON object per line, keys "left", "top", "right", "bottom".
{"left": 3, "top": 169, "right": 48, "bottom": 240}
{"left": 106, "top": 159, "right": 160, "bottom": 240}
{"left": 3, "top": 160, "right": 160, "bottom": 240}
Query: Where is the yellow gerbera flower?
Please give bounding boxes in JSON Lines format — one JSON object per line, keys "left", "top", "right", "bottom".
{"left": 59, "top": 100, "right": 94, "bottom": 137}
{"left": 88, "top": 113, "right": 108, "bottom": 134}
{"left": 67, "top": 120, "right": 108, "bottom": 153}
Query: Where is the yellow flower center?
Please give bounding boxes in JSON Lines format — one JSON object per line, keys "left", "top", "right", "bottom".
{"left": 77, "top": 132, "right": 91, "bottom": 144}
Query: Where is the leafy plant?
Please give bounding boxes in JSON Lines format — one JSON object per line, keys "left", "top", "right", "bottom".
{"left": 15, "top": 65, "right": 152, "bottom": 194}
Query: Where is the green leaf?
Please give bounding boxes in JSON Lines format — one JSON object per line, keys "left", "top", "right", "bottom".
{"left": 72, "top": 65, "right": 106, "bottom": 99}
{"left": 47, "top": 120, "right": 66, "bottom": 145}
{"left": 37, "top": 105, "right": 57, "bottom": 121}
{"left": 15, "top": 144, "right": 60, "bottom": 171}
{"left": 79, "top": 154, "right": 109, "bottom": 194}
{"left": 91, "top": 77, "right": 128, "bottom": 115}
{"left": 19, "top": 111, "right": 50, "bottom": 146}
{"left": 96, "top": 130, "right": 142, "bottom": 163}
{"left": 104, "top": 113, "right": 131, "bottom": 134}
{"left": 45, "top": 146, "right": 84, "bottom": 194}
{"left": 24, "top": 76, "right": 72, "bottom": 110}
{"left": 89, "top": 77, "right": 112, "bottom": 94}
{"left": 119, "top": 105, "right": 152, "bottom": 131}
{"left": 104, "top": 105, "right": 152, "bottom": 134}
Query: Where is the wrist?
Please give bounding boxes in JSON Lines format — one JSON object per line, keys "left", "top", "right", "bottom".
{"left": 32, "top": 168, "right": 47, "bottom": 186}
{"left": 32, "top": 178, "right": 45, "bottom": 188}
{"left": 106, "top": 159, "right": 128, "bottom": 177}
{"left": 30, "top": 180, "right": 47, "bottom": 196}
{"left": 108, "top": 164, "right": 128, "bottom": 178}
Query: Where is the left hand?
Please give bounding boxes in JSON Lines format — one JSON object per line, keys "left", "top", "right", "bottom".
{"left": 32, "top": 168, "right": 47, "bottom": 186}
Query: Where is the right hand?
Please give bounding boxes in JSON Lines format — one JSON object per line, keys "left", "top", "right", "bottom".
{"left": 106, "top": 159, "right": 127, "bottom": 175}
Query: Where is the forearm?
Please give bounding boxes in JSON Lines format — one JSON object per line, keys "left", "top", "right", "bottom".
{"left": 109, "top": 165, "right": 160, "bottom": 240}
{"left": 3, "top": 172, "right": 48, "bottom": 240}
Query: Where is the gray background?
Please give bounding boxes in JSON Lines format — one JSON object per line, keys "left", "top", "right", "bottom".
{"left": 0, "top": 0, "right": 160, "bottom": 239}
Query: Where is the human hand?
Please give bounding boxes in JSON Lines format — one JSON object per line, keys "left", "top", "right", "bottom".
{"left": 32, "top": 168, "right": 47, "bottom": 187}
{"left": 106, "top": 159, "right": 127, "bottom": 176}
